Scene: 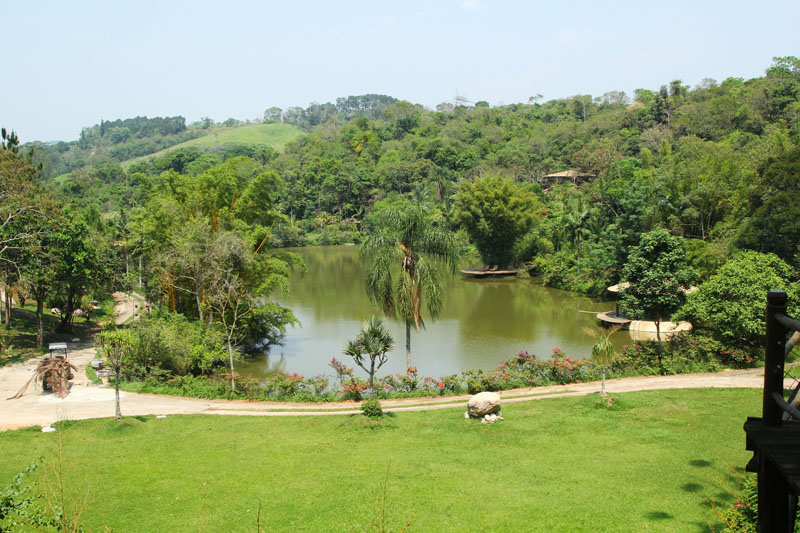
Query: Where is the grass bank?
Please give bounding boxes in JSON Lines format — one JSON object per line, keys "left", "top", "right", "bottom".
{"left": 0, "top": 388, "right": 758, "bottom": 531}
{"left": 121, "top": 123, "right": 303, "bottom": 169}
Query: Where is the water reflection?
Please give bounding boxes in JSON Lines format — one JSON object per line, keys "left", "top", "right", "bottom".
{"left": 237, "top": 246, "right": 628, "bottom": 380}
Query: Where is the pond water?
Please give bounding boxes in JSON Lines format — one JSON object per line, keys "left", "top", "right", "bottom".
{"left": 238, "top": 245, "right": 629, "bottom": 381}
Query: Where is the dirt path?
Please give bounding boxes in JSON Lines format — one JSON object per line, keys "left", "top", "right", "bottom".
{"left": 0, "top": 295, "right": 788, "bottom": 430}
{"left": 111, "top": 291, "right": 140, "bottom": 324}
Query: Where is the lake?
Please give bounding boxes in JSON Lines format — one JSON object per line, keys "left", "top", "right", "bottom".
{"left": 238, "top": 245, "right": 629, "bottom": 380}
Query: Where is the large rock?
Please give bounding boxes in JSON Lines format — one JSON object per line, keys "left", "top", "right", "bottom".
{"left": 467, "top": 391, "right": 501, "bottom": 418}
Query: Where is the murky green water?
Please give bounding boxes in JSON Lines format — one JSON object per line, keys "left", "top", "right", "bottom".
{"left": 238, "top": 246, "right": 628, "bottom": 380}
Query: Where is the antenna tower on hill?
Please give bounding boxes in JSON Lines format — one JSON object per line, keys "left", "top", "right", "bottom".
{"left": 453, "top": 90, "right": 473, "bottom": 107}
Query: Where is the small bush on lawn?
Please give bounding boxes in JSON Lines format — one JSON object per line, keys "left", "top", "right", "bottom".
{"left": 362, "top": 398, "right": 383, "bottom": 418}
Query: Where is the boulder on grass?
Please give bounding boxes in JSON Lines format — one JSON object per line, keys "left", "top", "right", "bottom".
{"left": 467, "top": 391, "right": 501, "bottom": 418}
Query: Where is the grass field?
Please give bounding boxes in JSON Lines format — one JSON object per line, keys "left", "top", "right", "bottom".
{"left": 0, "top": 388, "right": 759, "bottom": 531}
{"left": 121, "top": 123, "right": 304, "bottom": 169}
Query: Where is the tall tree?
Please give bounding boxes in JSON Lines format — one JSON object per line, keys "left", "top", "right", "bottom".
{"left": 619, "top": 230, "right": 697, "bottom": 353}
{"left": 361, "top": 202, "right": 459, "bottom": 368}
{"left": 0, "top": 129, "right": 47, "bottom": 328}
{"left": 454, "top": 175, "right": 538, "bottom": 268}
{"left": 50, "top": 216, "right": 108, "bottom": 332}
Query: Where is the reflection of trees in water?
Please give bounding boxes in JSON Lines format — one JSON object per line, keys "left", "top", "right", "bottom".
{"left": 237, "top": 351, "right": 288, "bottom": 379}
{"left": 452, "top": 276, "right": 612, "bottom": 343}
{"left": 281, "top": 246, "right": 628, "bottom": 357}
{"left": 283, "top": 246, "right": 373, "bottom": 321}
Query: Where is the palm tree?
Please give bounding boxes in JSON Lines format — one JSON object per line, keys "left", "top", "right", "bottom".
{"left": 343, "top": 317, "right": 395, "bottom": 396}
{"left": 360, "top": 202, "right": 459, "bottom": 368}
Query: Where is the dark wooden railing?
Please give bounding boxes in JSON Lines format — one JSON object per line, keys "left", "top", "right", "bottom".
{"left": 744, "top": 290, "right": 800, "bottom": 532}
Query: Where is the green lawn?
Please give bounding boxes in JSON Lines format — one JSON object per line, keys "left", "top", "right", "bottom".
{"left": 0, "top": 388, "right": 759, "bottom": 531}
{"left": 121, "top": 123, "right": 303, "bottom": 169}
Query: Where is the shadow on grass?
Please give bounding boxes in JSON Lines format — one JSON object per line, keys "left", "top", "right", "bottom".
{"left": 682, "top": 482, "right": 703, "bottom": 493}
{"left": 689, "top": 459, "right": 712, "bottom": 468}
{"left": 644, "top": 511, "right": 672, "bottom": 520}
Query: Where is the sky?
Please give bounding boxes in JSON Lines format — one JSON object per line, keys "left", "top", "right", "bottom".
{"left": 3, "top": 0, "right": 799, "bottom": 142}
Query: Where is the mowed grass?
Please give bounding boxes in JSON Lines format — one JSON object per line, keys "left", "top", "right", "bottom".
{"left": 121, "top": 123, "right": 303, "bottom": 169}
{"left": 0, "top": 388, "right": 758, "bottom": 532}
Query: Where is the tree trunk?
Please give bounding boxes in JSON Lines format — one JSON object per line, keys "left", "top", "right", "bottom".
{"left": 601, "top": 366, "right": 606, "bottom": 396}
{"left": 138, "top": 255, "right": 142, "bottom": 288}
{"left": 227, "top": 340, "right": 236, "bottom": 393}
{"left": 369, "top": 358, "right": 375, "bottom": 397}
{"left": 655, "top": 319, "right": 664, "bottom": 374}
{"left": 114, "top": 366, "right": 122, "bottom": 420}
{"left": 656, "top": 319, "right": 662, "bottom": 348}
{"left": 4, "top": 287, "right": 10, "bottom": 330}
{"left": 405, "top": 321, "right": 411, "bottom": 369}
{"left": 36, "top": 299, "right": 44, "bottom": 348}
{"left": 195, "top": 277, "right": 204, "bottom": 322}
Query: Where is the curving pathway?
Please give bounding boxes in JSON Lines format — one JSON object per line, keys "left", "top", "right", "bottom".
{"left": 0, "top": 295, "right": 788, "bottom": 430}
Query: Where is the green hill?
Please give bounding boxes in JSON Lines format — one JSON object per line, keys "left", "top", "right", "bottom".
{"left": 121, "top": 123, "right": 303, "bottom": 169}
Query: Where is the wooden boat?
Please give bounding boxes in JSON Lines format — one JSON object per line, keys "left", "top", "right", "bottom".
{"left": 460, "top": 267, "right": 519, "bottom": 278}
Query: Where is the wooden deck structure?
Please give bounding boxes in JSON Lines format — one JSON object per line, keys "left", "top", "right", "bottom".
{"left": 744, "top": 290, "right": 800, "bottom": 531}
{"left": 460, "top": 268, "right": 519, "bottom": 278}
{"left": 596, "top": 310, "right": 631, "bottom": 326}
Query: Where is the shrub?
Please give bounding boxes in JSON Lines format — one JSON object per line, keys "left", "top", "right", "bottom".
{"left": 362, "top": 398, "right": 383, "bottom": 418}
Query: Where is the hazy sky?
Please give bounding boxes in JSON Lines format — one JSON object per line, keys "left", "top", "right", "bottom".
{"left": 3, "top": 1, "right": 799, "bottom": 142}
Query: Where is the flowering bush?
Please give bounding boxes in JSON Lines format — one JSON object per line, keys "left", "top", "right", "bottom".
{"left": 125, "top": 332, "right": 758, "bottom": 402}
{"left": 342, "top": 379, "right": 368, "bottom": 401}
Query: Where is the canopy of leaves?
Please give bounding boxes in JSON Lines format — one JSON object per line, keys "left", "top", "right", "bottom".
{"left": 454, "top": 175, "right": 539, "bottom": 267}
{"left": 676, "top": 251, "right": 798, "bottom": 347}
{"left": 361, "top": 201, "right": 459, "bottom": 331}
{"left": 620, "top": 230, "right": 697, "bottom": 323}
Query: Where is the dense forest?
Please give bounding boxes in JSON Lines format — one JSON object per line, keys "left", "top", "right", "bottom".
{"left": 2, "top": 57, "right": 800, "bottom": 388}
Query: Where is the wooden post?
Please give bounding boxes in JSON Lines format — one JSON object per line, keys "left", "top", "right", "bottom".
{"left": 760, "top": 290, "right": 791, "bottom": 532}
{"left": 764, "top": 290, "right": 788, "bottom": 427}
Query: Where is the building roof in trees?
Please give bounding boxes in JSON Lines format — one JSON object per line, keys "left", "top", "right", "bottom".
{"left": 541, "top": 169, "right": 595, "bottom": 185}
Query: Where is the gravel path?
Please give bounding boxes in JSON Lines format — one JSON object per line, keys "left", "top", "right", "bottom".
{"left": 0, "top": 295, "right": 787, "bottom": 430}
